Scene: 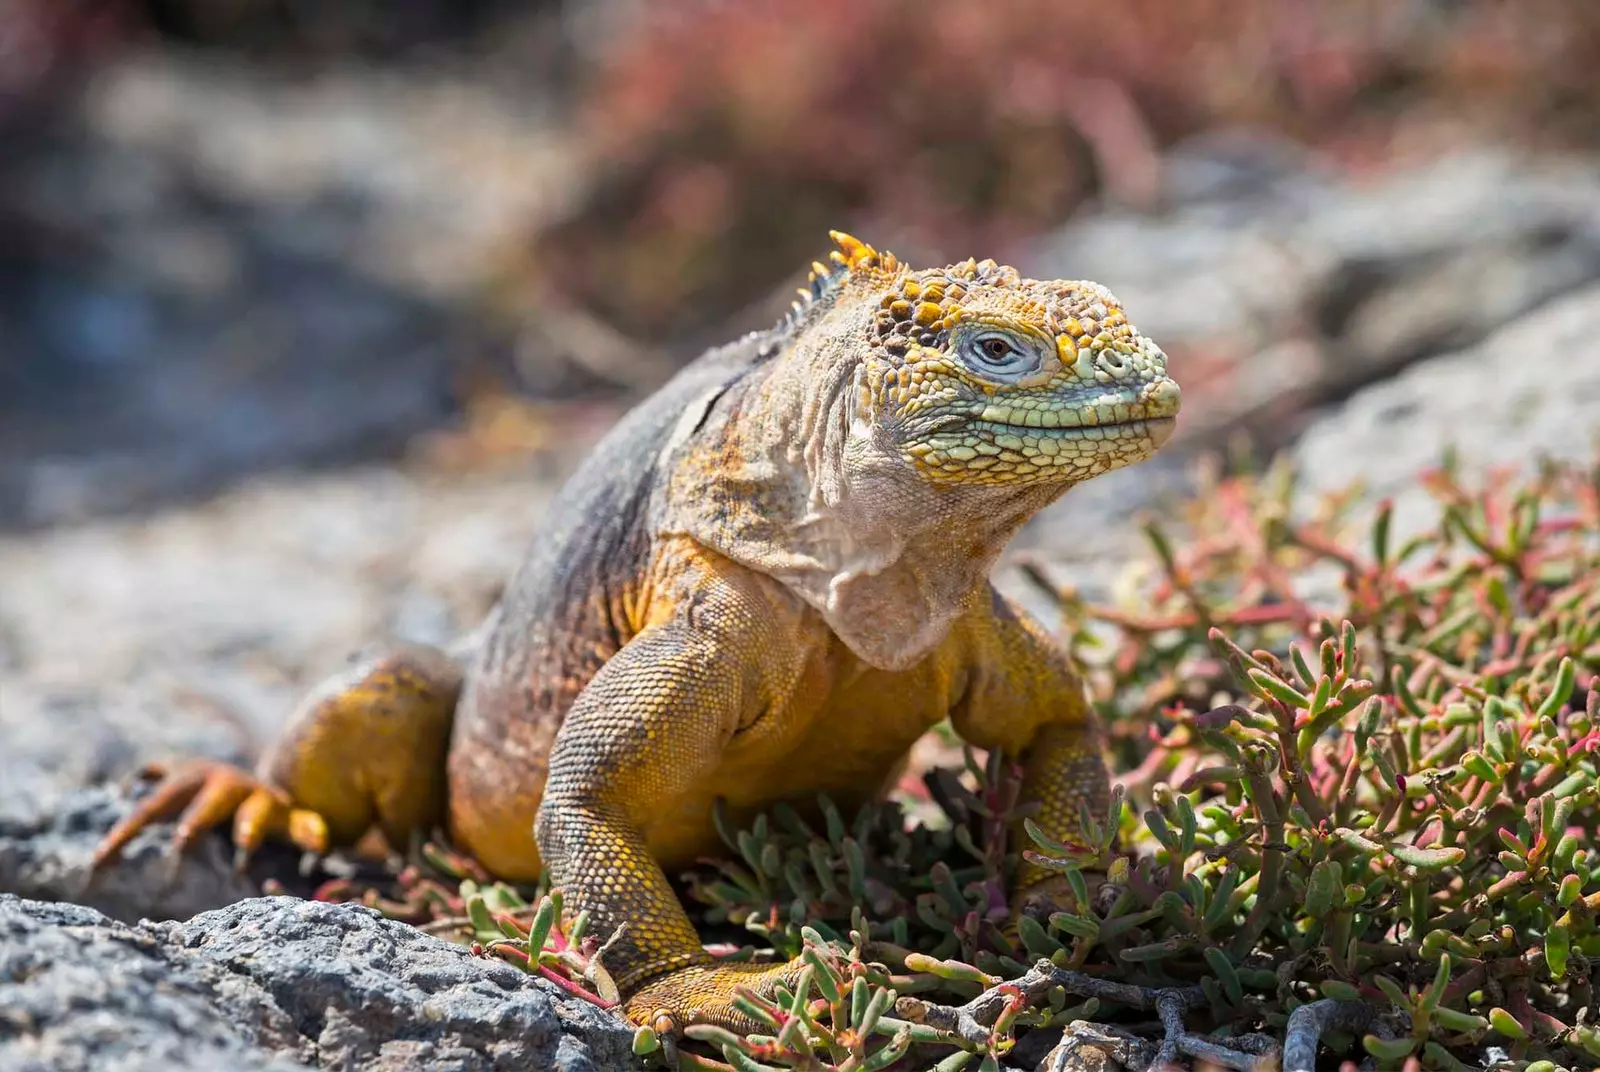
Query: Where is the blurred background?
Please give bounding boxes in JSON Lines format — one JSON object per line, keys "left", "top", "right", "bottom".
{"left": 3, "top": 1, "right": 1599, "bottom": 806}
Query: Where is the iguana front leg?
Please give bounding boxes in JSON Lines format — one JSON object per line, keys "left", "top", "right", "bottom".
{"left": 952, "top": 589, "right": 1111, "bottom": 915}
{"left": 536, "top": 570, "right": 809, "bottom": 1032}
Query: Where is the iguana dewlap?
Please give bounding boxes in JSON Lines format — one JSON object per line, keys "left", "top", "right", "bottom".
{"left": 94, "top": 232, "right": 1181, "bottom": 1032}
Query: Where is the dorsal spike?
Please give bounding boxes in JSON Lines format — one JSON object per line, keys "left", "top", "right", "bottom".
{"left": 829, "top": 230, "right": 880, "bottom": 271}
{"left": 767, "top": 231, "right": 904, "bottom": 343}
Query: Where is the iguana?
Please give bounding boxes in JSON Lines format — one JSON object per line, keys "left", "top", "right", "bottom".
{"left": 93, "top": 232, "right": 1181, "bottom": 1034}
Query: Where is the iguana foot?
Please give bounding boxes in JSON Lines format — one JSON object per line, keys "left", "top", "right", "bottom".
{"left": 92, "top": 643, "right": 462, "bottom": 874}
{"left": 92, "top": 759, "right": 330, "bottom": 871}
{"left": 623, "top": 960, "right": 810, "bottom": 1034}
{"left": 1003, "top": 871, "right": 1113, "bottom": 949}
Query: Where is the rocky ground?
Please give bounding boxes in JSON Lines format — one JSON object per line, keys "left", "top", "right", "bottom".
{"left": 6, "top": 265, "right": 1597, "bottom": 1072}
{"left": 3, "top": 54, "right": 1600, "bottom": 1070}
{"left": 0, "top": 895, "right": 633, "bottom": 1071}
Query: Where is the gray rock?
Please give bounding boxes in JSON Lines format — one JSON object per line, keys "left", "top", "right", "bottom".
{"left": 0, "top": 894, "right": 636, "bottom": 1072}
{"left": 1029, "top": 144, "right": 1600, "bottom": 445}
{"left": 0, "top": 52, "right": 591, "bottom": 531}
{"left": 0, "top": 783, "right": 272, "bottom": 925}
{"left": 1291, "top": 280, "right": 1600, "bottom": 539}
{"left": 0, "top": 896, "right": 313, "bottom": 1072}
{"left": 0, "top": 456, "right": 588, "bottom": 827}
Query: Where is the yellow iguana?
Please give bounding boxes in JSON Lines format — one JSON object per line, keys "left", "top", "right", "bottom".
{"left": 95, "top": 232, "right": 1182, "bottom": 1034}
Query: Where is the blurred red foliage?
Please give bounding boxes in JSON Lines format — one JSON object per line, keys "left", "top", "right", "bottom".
{"left": 535, "top": 0, "right": 1600, "bottom": 339}
{"left": 0, "top": 0, "right": 136, "bottom": 115}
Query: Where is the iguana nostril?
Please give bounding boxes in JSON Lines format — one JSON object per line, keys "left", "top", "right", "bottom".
{"left": 1096, "top": 350, "right": 1132, "bottom": 378}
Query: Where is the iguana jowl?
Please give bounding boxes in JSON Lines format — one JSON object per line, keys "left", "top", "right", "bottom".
{"left": 94, "top": 232, "right": 1182, "bottom": 1032}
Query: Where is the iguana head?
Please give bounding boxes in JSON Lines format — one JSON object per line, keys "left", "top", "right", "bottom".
{"left": 811, "top": 231, "right": 1180, "bottom": 489}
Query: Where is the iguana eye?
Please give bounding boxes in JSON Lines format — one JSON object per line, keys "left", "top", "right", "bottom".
{"left": 979, "top": 338, "right": 1014, "bottom": 363}
{"left": 958, "top": 330, "right": 1043, "bottom": 381}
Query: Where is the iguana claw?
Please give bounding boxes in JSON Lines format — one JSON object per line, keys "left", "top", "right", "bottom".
{"left": 92, "top": 759, "right": 329, "bottom": 872}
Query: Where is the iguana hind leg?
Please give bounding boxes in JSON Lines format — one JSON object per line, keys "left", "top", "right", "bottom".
{"left": 93, "top": 643, "right": 462, "bottom": 869}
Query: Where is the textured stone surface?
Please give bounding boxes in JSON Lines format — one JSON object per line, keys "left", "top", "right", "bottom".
{"left": 0, "top": 783, "right": 288, "bottom": 925}
{"left": 0, "top": 897, "right": 312, "bottom": 1072}
{"left": 1031, "top": 142, "right": 1600, "bottom": 446}
{"left": 0, "top": 894, "right": 635, "bottom": 1072}
{"left": 1290, "top": 281, "right": 1600, "bottom": 537}
{"left": 0, "top": 460, "right": 588, "bottom": 836}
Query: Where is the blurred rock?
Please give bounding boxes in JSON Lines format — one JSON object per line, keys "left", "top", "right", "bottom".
{"left": 0, "top": 450, "right": 601, "bottom": 819}
{"left": 0, "top": 894, "right": 633, "bottom": 1071}
{"left": 132, "top": 0, "right": 561, "bottom": 63}
{"left": 1291, "top": 281, "right": 1600, "bottom": 538}
{"left": 1030, "top": 142, "right": 1600, "bottom": 449}
{"left": 0, "top": 782, "right": 289, "bottom": 924}
{"left": 0, "top": 51, "right": 590, "bottom": 530}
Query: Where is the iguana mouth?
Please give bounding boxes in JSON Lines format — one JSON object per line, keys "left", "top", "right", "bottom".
{"left": 971, "top": 416, "right": 1176, "bottom": 439}
{"left": 902, "top": 415, "right": 1178, "bottom": 459}
{"left": 911, "top": 411, "right": 1174, "bottom": 435}
{"left": 962, "top": 415, "right": 1179, "bottom": 455}
{"left": 964, "top": 386, "right": 1179, "bottom": 432}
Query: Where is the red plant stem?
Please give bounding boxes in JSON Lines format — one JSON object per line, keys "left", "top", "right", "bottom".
{"left": 1334, "top": 740, "right": 1364, "bottom": 821}
{"left": 536, "top": 965, "right": 617, "bottom": 1009}
{"left": 1273, "top": 713, "right": 1331, "bottom": 828}
{"left": 1118, "top": 745, "right": 1173, "bottom": 794}
{"left": 1287, "top": 526, "right": 1364, "bottom": 572}
{"left": 1087, "top": 602, "right": 1310, "bottom": 633}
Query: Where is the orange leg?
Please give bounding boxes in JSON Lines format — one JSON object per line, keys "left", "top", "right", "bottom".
{"left": 93, "top": 643, "right": 462, "bottom": 871}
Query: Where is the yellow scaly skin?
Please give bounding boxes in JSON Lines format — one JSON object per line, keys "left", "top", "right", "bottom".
{"left": 92, "top": 232, "right": 1181, "bottom": 1034}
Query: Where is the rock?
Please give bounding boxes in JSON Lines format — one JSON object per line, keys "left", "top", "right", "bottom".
{"left": 0, "top": 896, "right": 313, "bottom": 1072}
{"left": 0, "top": 456, "right": 601, "bottom": 828}
{"left": 0, "top": 51, "right": 591, "bottom": 531}
{"left": 1029, "top": 143, "right": 1600, "bottom": 449}
{"left": 1291, "top": 280, "right": 1600, "bottom": 539}
{"left": 0, "top": 783, "right": 271, "bottom": 925}
{"left": 0, "top": 894, "right": 636, "bottom": 1072}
